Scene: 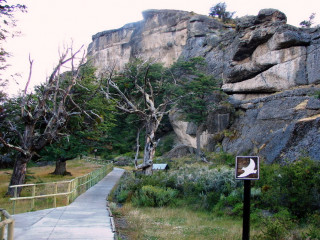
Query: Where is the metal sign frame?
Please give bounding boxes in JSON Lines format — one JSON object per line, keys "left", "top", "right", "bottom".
{"left": 235, "top": 156, "right": 260, "bottom": 180}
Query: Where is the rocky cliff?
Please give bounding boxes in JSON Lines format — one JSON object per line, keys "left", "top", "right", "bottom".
{"left": 88, "top": 9, "right": 320, "bottom": 163}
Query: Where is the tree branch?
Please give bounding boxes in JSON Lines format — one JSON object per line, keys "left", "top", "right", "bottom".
{"left": 0, "top": 136, "right": 29, "bottom": 156}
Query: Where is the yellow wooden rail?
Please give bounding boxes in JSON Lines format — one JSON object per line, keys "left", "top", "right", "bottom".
{"left": 9, "top": 158, "right": 113, "bottom": 214}
{"left": 0, "top": 208, "right": 14, "bottom": 240}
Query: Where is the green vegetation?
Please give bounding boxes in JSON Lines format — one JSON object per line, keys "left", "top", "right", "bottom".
{"left": 39, "top": 64, "right": 116, "bottom": 174}
{"left": 209, "top": 2, "right": 235, "bottom": 23}
{"left": 132, "top": 185, "right": 178, "bottom": 207}
{"left": 0, "top": 0, "right": 26, "bottom": 79}
{"left": 255, "top": 157, "right": 320, "bottom": 218}
{"left": 113, "top": 203, "right": 247, "bottom": 240}
{"left": 172, "top": 57, "right": 226, "bottom": 160}
{"left": 2, "top": 3, "right": 320, "bottom": 239}
{"left": 111, "top": 155, "right": 320, "bottom": 239}
{"left": 300, "top": 13, "right": 317, "bottom": 28}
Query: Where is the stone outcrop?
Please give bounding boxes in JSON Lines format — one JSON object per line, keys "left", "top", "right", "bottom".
{"left": 89, "top": 10, "right": 199, "bottom": 72}
{"left": 88, "top": 8, "right": 320, "bottom": 163}
{"left": 180, "top": 8, "right": 319, "bottom": 98}
{"left": 223, "top": 87, "right": 320, "bottom": 163}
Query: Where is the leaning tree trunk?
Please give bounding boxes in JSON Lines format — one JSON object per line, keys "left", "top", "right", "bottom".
{"left": 7, "top": 154, "right": 31, "bottom": 196}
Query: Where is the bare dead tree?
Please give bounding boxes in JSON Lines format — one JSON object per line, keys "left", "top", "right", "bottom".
{"left": 100, "top": 59, "right": 177, "bottom": 175}
{"left": 0, "top": 46, "right": 88, "bottom": 196}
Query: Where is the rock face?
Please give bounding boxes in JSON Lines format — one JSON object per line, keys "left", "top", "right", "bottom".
{"left": 223, "top": 87, "right": 320, "bottom": 163}
{"left": 89, "top": 10, "right": 197, "bottom": 72}
{"left": 88, "top": 8, "right": 320, "bottom": 163}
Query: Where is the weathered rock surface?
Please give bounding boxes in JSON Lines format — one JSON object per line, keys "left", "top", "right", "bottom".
{"left": 89, "top": 10, "right": 199, "bottom": 72}
{"left": 88, "top": 8, "right": 320, "bottom": 163}
{"left": 169, "top": 109, "right": 213, "bottom": 149}
{"left": 163, "top": 144, "right": 196, "bottom": 159}
{"left": 222, "top": 87, "right": 320, "bottom": 162}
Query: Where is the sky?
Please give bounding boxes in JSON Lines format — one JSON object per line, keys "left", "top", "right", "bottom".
{"left": 3, "top": 0, "right": 320, "bottom": 96}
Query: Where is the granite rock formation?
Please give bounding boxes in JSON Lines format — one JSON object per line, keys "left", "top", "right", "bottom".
{"left": 88, "top": 8, "right": 320, "bottom": 162}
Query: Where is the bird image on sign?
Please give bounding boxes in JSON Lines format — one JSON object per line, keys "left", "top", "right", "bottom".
{"left": 237, "top": 158, "right": 257, "bottom": 178}
{"left": 235, "top": 156, "right": 259, "bottom": 180}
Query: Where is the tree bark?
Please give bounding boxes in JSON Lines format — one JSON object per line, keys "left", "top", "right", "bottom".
{"left": 52, "top": 158, "right": 72, "bottom": 175}
{"left": 139, "top": 117, "right": 160, "bottom": 175}
{"left": 7, "top": 123, "right": 34, "bottom": 196}
{"left": 134, "top": 127, "right": 142, "bottom": 169}
{"left": 196, "top": 123, "right": 207, "bottom": 162}
{"left": 7, "top": 154, "right": 30, "bottom": 196}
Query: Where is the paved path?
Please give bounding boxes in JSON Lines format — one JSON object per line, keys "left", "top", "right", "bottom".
{"left": 12, "top": 167, "right": 125, "bottom": 240}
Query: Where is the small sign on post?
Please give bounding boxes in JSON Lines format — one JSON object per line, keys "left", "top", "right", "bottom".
{"left": 235, "top": 156, "right": 260, "bottom": 240}
{"left": 235, "top": 156, "right": 259, "bottom": 180}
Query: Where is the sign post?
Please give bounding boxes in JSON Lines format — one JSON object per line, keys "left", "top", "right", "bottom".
{"left": 235, "top": 156, "right": 259, "bottom": 240}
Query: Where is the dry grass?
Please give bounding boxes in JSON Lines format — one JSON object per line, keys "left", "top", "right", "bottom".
{"left": 114, "top": 203, "right": 260, "bottom": 240}
{"left": 0, "top": 159, "right": 102, "bottom": 214}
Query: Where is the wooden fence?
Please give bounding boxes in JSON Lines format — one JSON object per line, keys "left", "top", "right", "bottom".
{"left": 9, "top": 159, "right": 113, "bottom": 214}
{"left": 0, "top": 208, "right": 14, "bottom": 240}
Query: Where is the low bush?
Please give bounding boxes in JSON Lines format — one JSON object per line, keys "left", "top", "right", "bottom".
{"left": 132, "top": 185, "right": 178, "bottom": 207}
{"left": 303, "top": 213, "right": 320, "bottom": 239}
{"left": 113, "top": 156, "right": 320, "bottom": 222}
{"left": 213, "top": 189, "right": 243, "bottom": 216}
{"left": 257, "top": 157, "right": 320, "bottom": 218}
{"left": 206, "top": 150, "right": 235, "bottom": 166}
{"left": 254, "top": 211, "right": 296, "bottom": 240}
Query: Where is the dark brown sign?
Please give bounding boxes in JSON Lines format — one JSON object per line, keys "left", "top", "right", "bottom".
{"left": 235, "top": 156, "right": 259, "bottom": 180}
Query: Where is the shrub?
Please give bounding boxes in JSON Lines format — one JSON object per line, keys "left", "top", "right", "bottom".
{"left": 209, "top": 2, "right": 235, "bottom": 23}
{"left": 117, "top": 189, "right": 130, "bottom": 203}
{"left": 207, "top": 151, "right": 235, "bottom": 166}
{"left": 169, "top": 165, "right": 241, "bottom": 195}
{"left": 257, "top": 157, "right": 320, "bottom": 218}
{"left": 113, "top": 172, "right": 142, "bottom": 202}
{"left": 255, "top": 213, "right": 295, "bottom": 240}
{"left": 213, "top": 189, "right": 243, "bottom": 216}
{"left": 113, "top": 156, "right": 320, "bottom": 219}
{"left": 198, "top": 191, "right": 220, "bottom": 210}
{"left": 231, "top": 203, "right": 243, "bottom": 216}
{"left": 303, "top": 213, "right": 320, "bottom": 239}
{"left": 132, "top": 185, "right": 178, "bottom": 207}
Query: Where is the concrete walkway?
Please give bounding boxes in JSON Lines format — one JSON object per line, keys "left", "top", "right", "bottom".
{"left": 13, "top": 167, "right": 125, "bottom": 240}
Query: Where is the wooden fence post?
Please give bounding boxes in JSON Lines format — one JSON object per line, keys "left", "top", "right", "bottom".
{"left": 54, "top": 183, "right": 58, "bottom": 208}
{"left": 0, "top": 212, "right": 5, "bottom": 240}
{"left": 71, "top": 180, "right": 75, "bottom": 202}
{"left": 12, "top": 187, "right": 17, "bottom": 215}
{"left": 8, "top": 219, "right": 14, "bottom": 240}
{"left": 31, "top": 185, "right": 36, "bottom": 209}
{"left": 66, "top": 182, "right": 71, "bottom": 205}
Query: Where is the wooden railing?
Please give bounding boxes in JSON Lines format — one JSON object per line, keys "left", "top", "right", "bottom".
{"left": 0, "top": 208, "right": 14, "bottom": 240}
{"left": 9, "top": 159, "right": 113, "bottom": 214}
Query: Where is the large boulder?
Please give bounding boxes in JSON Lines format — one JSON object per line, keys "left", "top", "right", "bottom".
{"left": 163, "top": 144, "right": 196, "bottom": 158}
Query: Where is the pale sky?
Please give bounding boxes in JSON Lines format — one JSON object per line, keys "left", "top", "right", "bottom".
{"left": 3, "top": 0, "right": 320, "bottom": 96}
